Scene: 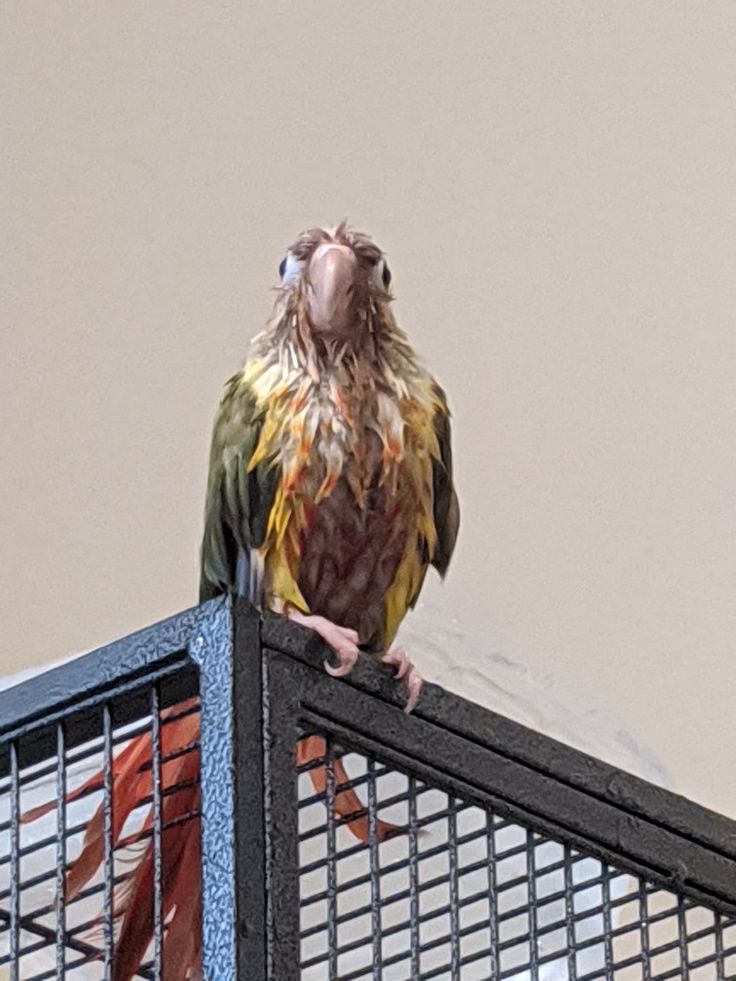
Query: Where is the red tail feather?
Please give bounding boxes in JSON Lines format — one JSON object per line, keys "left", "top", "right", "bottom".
{"left": 112, "top": 745, "right": 202, "bottom": 981}
{"left": 297, "top": 734, "right": 403, "bottom": 842}
{"left": 21, "top": 704, "right": 400, "bottom": 980}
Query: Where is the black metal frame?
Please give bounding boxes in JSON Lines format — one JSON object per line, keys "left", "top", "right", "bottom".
{"left": 1, "top": 597, "right": 735, "bottom": 978}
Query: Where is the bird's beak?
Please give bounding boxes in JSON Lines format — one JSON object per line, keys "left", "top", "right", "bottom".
{"left": 306, "top": 243, "right": 358, "bottom": 334}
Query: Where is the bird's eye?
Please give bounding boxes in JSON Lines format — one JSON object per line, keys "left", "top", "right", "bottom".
{"left": 382, "top": 263, "right": 392, "bottom": 289}
{"left": 279, "top": 257, "right": 287, "bottom": 278}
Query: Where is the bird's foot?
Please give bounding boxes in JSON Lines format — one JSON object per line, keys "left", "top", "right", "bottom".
{"left": 287, "top": 610, "right": 360, "bottom": 677}
{"left": 381, "top": 648, "right": 424, "bottom": 714}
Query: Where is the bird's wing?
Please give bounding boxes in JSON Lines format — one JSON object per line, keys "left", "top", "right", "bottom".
{"left": 199, "top": 373, "right": 280, "bottom": 602}
{"left": 430, "top": 385, "right": 460, "bottom": 578}
{"left": 382, "top": 384, "right": 460, "bottom": 646}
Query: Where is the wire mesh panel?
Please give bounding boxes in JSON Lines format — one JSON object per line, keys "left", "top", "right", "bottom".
{"left": 0, "top": 673, "right": 201, "bottom": 979}
{"left": 0, "top": 599, "right": 255, "bottom": 981}
{"left": 297, "top": 731, "right": 736, "bottom": 981}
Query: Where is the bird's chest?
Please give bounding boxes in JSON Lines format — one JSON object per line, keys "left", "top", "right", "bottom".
{"left": 288, "top": 384, "right": 403, "bottom": 504}
{"left": 259, "top": 373, "right": 436, "bottom": 642}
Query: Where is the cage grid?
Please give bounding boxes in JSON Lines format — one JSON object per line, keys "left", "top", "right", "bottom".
{"left": 296, "top": 732, "right": 736, "bottom": 980}
{"left": 0, "top": 598, "right": 735, "bottom": 980}
{"left": 0, "top": 674, "right": 201, "bottom": 979}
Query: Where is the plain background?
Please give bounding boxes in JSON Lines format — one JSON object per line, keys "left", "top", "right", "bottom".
{"left": 2, "top": 3, "right": 735, "bottom": 817}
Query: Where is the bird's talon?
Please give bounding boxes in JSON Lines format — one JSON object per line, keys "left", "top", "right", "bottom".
{"left": 404, "top": 674, "right": 423, "bottom": 714}
{"left": 324, "top": 654, "right": 357, "bottom": 678}
{"left": 288, "top": 610, "right": 360, "bottom": 678}
{"left": 382, "top": 648, "right": 424, "bottom": 713}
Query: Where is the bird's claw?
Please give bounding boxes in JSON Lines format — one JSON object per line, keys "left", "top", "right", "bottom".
{"left": 321, "top": 623, "right": 360, "bottom": 676}
{"left": 405, "top": 672, "right": 423, "bottom": 714}
{"left": 286, "top": 609, "right": 361, "bottom": 678}
{"left": 324, "top": 645, "right": 359, "bottom": 677}
{"left": 382, "top": 648, "right": 424, "bottom": 713}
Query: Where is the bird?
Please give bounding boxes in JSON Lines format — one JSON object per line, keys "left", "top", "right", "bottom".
{"left": 22, "top": 224, "right": 459, "bottom": 979}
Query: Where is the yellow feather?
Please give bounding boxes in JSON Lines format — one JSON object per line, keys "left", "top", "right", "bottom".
{"left": 268, "top": 547, "right": 309, "bottom": 612}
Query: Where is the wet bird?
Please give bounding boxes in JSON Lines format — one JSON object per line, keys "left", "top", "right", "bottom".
{"left": 23, "top": 224, "right": 459, "bottom": 979}
{"left": 201, "top": 224, "right": 459, "bottom": 702}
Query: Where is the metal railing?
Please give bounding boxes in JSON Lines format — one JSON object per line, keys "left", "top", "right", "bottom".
{"left": 0, "top": 597, "right": 735, "bottom": 979}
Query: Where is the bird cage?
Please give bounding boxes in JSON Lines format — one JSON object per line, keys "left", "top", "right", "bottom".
{"left": 0, "top": 597, "right": 735, "bottom": 979}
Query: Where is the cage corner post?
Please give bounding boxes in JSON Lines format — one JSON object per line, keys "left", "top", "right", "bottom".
{"left": 232, "top": 598, "right": 271, "bottom": 980}
{"left": 190, "top": 597, "right": 268, "bottom": 980}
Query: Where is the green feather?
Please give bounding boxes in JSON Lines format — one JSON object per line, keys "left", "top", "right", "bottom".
{"left": 199, "top": 375, "right": 279, "bottom": 602}
{"left": 430, "top": 386, "right": 460, "bottom": 578}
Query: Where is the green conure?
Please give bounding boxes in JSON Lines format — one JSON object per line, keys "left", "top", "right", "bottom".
{"left": 201, "top": 223, "right": 459, "bottom": 709}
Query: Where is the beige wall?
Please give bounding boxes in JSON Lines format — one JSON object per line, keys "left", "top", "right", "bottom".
{"left": 2, "top": 3, "right": 735, "bottom": 816}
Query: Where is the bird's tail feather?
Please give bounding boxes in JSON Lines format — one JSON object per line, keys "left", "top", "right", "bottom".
{"left": 21, "top": 699, "right": 203, "bottom": 981}
{"left": 110, "top": 735, "right": 202, "bottom": 981}
{"left": 297, "top": 734, "right": 404, "bottom": 842}
{"left": 21, "top": 704, "right": 401, "bottom": 980}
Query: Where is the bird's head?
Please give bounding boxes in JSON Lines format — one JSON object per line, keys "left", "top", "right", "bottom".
{"left": 275, "top": 224, "right": 393, "bottom": 346}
